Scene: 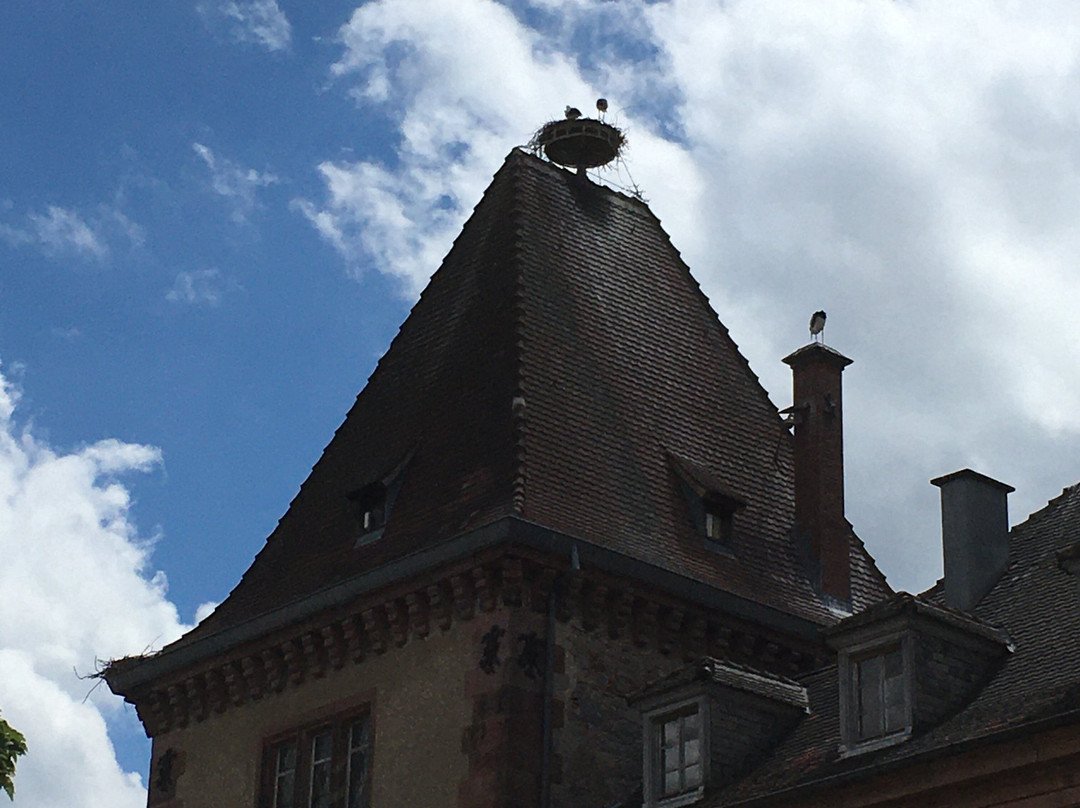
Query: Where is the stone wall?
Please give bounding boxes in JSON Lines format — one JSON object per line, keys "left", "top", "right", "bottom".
{"left": 551, "top": 618, "right": 686, "bottom": 807}
{"left": 147, "top": 614, "right": 478, "bottom": 808}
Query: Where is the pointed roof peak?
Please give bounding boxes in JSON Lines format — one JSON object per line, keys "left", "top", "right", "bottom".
{"left": 184, "top": 149, "right": 890, "bottom": 642}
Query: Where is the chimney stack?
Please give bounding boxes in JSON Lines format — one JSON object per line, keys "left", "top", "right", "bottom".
{"left": 931, "top": 469, "right": 1014, "bottom": 611}
{"left": 783, "top": 343, "right": 853, "bottom": 602}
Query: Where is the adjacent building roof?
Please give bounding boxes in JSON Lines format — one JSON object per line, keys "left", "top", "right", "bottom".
{"left": 713, "top": 481, "right": 1080, "bottom": 805}
{"left": 178, "top": 149, "right": 889, "bottom": 652}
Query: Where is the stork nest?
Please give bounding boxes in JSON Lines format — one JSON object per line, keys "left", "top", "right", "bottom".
{"left": 528, "top": 117, "right": 626, "bottom": 170}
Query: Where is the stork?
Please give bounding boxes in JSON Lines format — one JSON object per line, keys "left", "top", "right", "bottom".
{"left": 564, "top": 106, "right": 582, "bottom": 120}
{"left": 809, "top": 310, "right": 827, "bottom": 343}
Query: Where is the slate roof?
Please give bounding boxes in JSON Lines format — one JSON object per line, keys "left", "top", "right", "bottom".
{"left": 712, "top": 481, "right": 1080, "bottom": 805}
{"left": 178, "top": 149, "right": 890, "bottom": 649}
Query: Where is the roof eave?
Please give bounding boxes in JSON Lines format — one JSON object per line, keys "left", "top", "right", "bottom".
{"left": 106, "top": 516, "right": 827, "bottom": 697}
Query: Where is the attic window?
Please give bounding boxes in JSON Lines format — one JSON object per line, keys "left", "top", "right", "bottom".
{"left": 643, "top": 697, "right": 708, "bottom": 808}
{"left": 667, "top": 452, "right": 745, "bottom": 556}
{"left": 837, "top": 638, "right": 912, "bottom": 753}
{"left": 828, "top": 595, "right": 1011, "bottom": 757}
{"left": 703, "top": 502, "right": 733, "bottom": 547}
{"left": 350, "top": 482, "right": 387, "bottom": 543}
{"left": 634, "top": 659, "right": 809, "bottom": 805}
{"left": 347, "top": 452, "right": 413, "bottom": 548}
{"left": 853, "top": 646, "right": 906, "bottom": 741}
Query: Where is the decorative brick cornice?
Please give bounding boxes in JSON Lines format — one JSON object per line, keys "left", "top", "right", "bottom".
{"left": 112, "top": 547, "right": 826, "bottom": 737}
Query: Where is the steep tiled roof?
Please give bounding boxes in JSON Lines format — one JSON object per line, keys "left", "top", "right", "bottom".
{"left": 713, "top": 481, "right": 1080, "bottom": 805}
{"left": 181, "top": 149, "right": 889, "bottom": 648}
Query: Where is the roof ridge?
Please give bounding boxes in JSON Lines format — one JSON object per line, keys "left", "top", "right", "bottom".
{"left": 1011, "top": 480, "right": 1080, "bottom": 535}
{"left": 507, "top": 158, "right": 529, "bottom": 516}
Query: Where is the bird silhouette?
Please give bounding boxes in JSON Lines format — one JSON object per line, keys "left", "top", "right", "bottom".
{"left": 809, "top": 310, "right": 826, "bottom": 342}
{"left": 565, "top": 106, "right": 582, "bottom": 120}
{"left": 596, "top": 98, "right": 608, "bottom": 114}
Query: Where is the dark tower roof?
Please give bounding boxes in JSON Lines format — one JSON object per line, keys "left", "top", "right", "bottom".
{"left": 186, "top": 149, "right": 888, "bottom": 646}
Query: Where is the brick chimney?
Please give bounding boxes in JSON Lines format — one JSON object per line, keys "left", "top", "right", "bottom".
{"left": 783, "top": 343, "right": 853, "bottom": 602}
{"left": 931, "top": 469, "right": 1014, "bottom": 611}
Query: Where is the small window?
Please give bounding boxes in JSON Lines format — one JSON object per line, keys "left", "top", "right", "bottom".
{"left": 644, "top": 699, "right": 707, "bottom": 807}
{"left": 703, "top": 505, "right": 732, "bottom": 545}
{"left": 853, "top": 647, "right": 906, "bottom": 741}
{"left": 668, "top": 451, "right": 745, "bottom": 556}
{"left": 263, "top": 713, "right": 371, "bottom": 808}
{"left": 349, "top": 482, "right": 387, "bottom": 540}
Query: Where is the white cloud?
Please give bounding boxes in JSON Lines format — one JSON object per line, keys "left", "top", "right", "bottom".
{"left": 199, "top": 0, "right": 293, "bottom": 53}
{"left": 0, "top": 203, "right": 144, "bottom": 263}
{"left": 193, "top": 142, "right": 279, "bottom": 225}
{"left": 166, "top": 268, "right": 230, "bottom": 306}
{"left": 29, "top": 206, "right": 108, "bottom": 259}
{"left": 194, "top": 600, "right": 219, "bottom": 623}
{"left": 0, "top": 363, "right": 188, "bottom": 806}
{"left": 301, "top": 0, "right": 1080, "bottom": 593}
{"left": 296, "top": 0, "right": 635, "bottom": 293}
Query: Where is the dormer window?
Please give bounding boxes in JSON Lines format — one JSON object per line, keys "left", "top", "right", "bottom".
{"left": 827, "top": 593, "right": 1010, "bottom": 756}
{"left": 703, "top": 503, "right": 733, "bottom": 546}
{"left": 668, "top": 452, "right": 745, "bottom": 555}
{"left": 347, "top": 451, "right": 414, "bottom": 547}
{"left": 657, "top": 705, "right": 704, "bottom": 801}
{"left": 633, "top": 659, "right": 808, "bottom": 808}
{"left": 360, "top": 488, "right": 385, "bottom": 533}
{"left": 644, "top": 698, "right": 708, "bottom": 808}
{"left": 349, "top": 482, "right": 388, "bottom": 546}
{"left": 852, "top": 645, "right": 906, "bottom": 742}
{"left": 836, "top": 638, "right": 913, "bottom": 753}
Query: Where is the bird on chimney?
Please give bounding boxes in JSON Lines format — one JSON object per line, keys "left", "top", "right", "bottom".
{"left": 809, "top": 310, "right": 827, "bottom": 342}
{"left": 596, "top": 98, "right": 608, "bottom": 116}
{"left": 565, "top": 105, "right": 582, "bottom": 120}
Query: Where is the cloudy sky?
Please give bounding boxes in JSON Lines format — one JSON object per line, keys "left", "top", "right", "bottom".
{"left": 3, "top": 0, "right": 1080, "bottom": 803}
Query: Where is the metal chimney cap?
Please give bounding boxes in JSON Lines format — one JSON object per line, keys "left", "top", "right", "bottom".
{"left": 931, "top": 468, "right": 1015, "bottom": 493}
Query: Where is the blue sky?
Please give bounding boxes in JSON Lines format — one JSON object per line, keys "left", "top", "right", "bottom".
{"left": 2, "top": 3, "right": 409, "bottom": 610}
{"left": 4, "top": 1, "right": 1080, "bottom": 805}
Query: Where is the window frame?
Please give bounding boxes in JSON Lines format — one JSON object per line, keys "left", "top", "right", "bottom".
{"left": 702, "top": 500, "right": 734, "bottom": 549}
{"left": 348, "top": 482, "right": 387, "bottom": 545}
{"left": 838, "top": 634, "right": 913, "bottom": 754}
{"left": 642, "top": 695, "right": 709, "bottom": 808}
{"left": 260, "top": 709, "right": 372, "bottom": 808}
{"left": 348, "top": 452, "right": 413, "bottom": 548}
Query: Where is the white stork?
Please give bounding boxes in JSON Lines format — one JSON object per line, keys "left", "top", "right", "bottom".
{"left": 809, "top": 310, "right": 827, "bottom": 343}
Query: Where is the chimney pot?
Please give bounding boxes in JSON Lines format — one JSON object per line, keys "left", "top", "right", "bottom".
{"left": 931, "top": 468, "right": 1014, "bottom": 611}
